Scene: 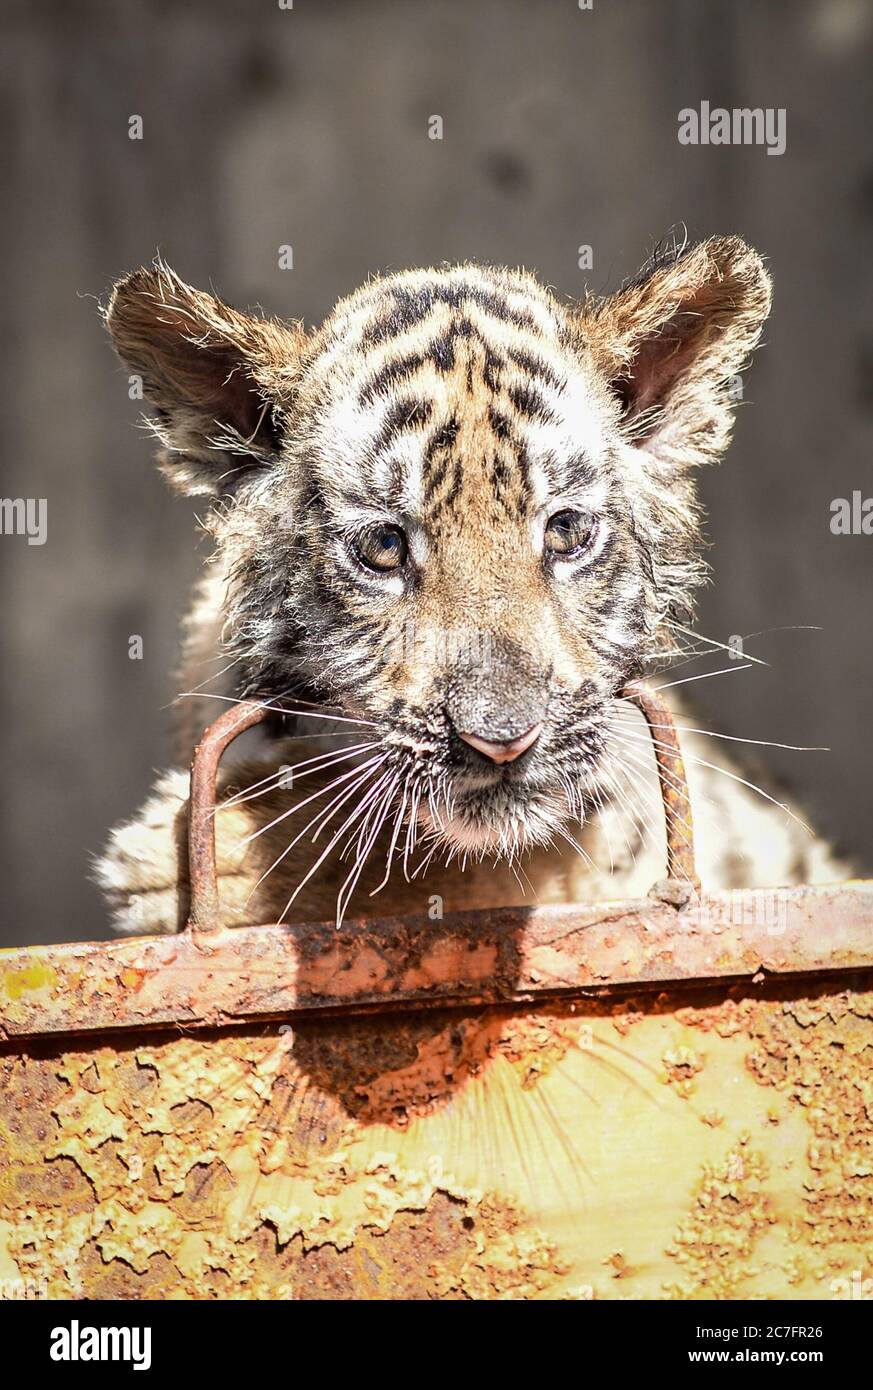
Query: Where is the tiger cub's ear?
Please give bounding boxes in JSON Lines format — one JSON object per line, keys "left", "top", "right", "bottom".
{"left": 581, "top": 236, "right": 772, "bottom": 473}
{"left": 105, "top": 260, "right": 307, "bottom": 496}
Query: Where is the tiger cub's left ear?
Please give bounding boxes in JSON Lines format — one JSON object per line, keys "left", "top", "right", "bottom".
{"left": 104, "top": 260, "right": 307, "bottom": 497}
{"left": 581, "top": 236, "right": 772, "bottom": 470}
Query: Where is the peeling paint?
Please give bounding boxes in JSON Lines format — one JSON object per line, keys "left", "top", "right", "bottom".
{"left": 1, "top": 962, "right": 58, "bottom": 1003}
{"left": 2, "top": 980, "right": 871, "bottom": 1299}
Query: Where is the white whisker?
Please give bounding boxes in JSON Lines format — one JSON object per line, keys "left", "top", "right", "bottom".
{"left": 275, "top": 761, "right": 392, "bottom": 923}
{"left": 336, "top": 776, "right": 401, "bottom": 926}
{"left": 631, "top": 662, "right": 755, "bottom": 694}
{"left": 177, "top": 689, "right": 376, "bottom": 727}
{"left": 244, "top": 760, "right": 384, "bottom": 904}
{"left": 626, "top": 722, "right": 827, "bottom": 753}
{"left": 370, "top": 780, "right": 411, "bottom": 896}
{"left": 237, "top": 754, "right": 384, "bottom": 848}
{"left": 221, "top": 740, "right": 378, "bottom": 811}
{"left": 614, "top": 726, "right": 814, "bottom": 836}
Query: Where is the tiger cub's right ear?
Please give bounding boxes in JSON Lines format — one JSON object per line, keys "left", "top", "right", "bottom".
{"left": 104, "top": 260, "right": 307, "bottom": 497}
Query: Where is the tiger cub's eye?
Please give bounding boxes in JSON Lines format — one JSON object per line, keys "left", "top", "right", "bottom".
{"left": 544, "top": 509, "right": 595, "bottom": 557}
{"left": 355, "top": 523, "right": 408, "bottom": 572}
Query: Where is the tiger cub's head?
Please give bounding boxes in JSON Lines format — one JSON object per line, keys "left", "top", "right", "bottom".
{"left": 106, "top": 240, "right": 771, "bottom": 858}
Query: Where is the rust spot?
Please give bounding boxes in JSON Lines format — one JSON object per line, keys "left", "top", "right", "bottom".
{"left": 665, "top": 1136, "right": 775, "bottom": 1299}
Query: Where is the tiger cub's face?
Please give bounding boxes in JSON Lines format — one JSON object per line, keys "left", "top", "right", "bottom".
{"left": 107, "top": 241, "right": 771, "bottom": 858}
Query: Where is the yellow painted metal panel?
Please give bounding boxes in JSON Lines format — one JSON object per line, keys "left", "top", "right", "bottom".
{"left": 2, "top": 978, "right": 871, "bottom": 1300}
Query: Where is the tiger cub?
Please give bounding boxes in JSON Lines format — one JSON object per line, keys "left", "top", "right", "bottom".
{"left": 96, "top": 240, "right": 844, "bottom": 932}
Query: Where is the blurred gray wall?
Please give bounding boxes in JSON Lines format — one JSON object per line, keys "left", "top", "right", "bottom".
{"left": 1, "top": 0, "right": 871, "bottom": 945}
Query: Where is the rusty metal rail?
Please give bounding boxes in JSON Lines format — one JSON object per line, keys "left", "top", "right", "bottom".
{"left": 1, "top": 683, "right": 871, "bottom": 1043}
{"left": 1, "top": 881, "right": 872, "bottom": 1041}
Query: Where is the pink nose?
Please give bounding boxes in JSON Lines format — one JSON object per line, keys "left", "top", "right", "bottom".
{"left": 458, "top": 724, "right": 543, "bottom": 764}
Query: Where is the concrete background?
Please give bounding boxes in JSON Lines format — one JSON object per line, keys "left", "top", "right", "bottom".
{"left": 1, "top": 0, "right": 871, "bottom": 944}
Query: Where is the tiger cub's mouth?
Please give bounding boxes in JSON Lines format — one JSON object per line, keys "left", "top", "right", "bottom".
{"left": 420, "top": 779, "right": 574, "bottom": 858}
{"left": 401, "top": 717, "right": 607, "bottom": 860}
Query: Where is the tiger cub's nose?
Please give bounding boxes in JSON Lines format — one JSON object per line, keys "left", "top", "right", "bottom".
{"left": 458, "top": 724, "right": 543, "bottom": 764}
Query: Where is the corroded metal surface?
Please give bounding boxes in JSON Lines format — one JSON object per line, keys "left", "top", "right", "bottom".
{"left": 2, "top": 882, "right": 873, "bottom": 1041}
{"left": 2, "top": 688, "right": 872, "bottom": 1300}
{"left": 2, "top": 980, "right": 872, "bottom": 1299}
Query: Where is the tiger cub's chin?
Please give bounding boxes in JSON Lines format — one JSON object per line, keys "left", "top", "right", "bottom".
{"left": 423, "top": 788, "right": 575, "bottom": 859}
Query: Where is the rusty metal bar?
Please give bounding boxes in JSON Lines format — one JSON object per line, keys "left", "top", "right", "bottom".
{"left": 622, "top": 680, "right": 700, "bottom": 890}
{"left": 2, "top": 883, "right": 872, "bottom": 1042}
{"left": 187, "top": 699, "right": 268, "bottom": 934}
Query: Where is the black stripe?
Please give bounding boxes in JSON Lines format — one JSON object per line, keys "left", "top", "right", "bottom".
{"left": 422, "top": 416, "right": 460, "bottom": 501}
{"left": 359, "top": 351, "right": 427, "bottom": 404}
{"left": 429, "top": 455, "right": 464, "bottom": 516}
{"left": 490, "top": 456, "right": 512, "bottom": 498}
{"left": 506, "top": 346, "right": 564, "bottom": 391}
{"left": 362, "top": 281, "right": 537, "bottom": 347}
{"left": 508, "top": 383, "right": 555, "bottom": 422}
{"left": 369, "top": 397, "right": 433, "bottom": 458}
{"left": 515, "top": 439, "right": 531, "bottom": 494}
{"left": 564, "top": 452, "right": 597, "bottom": 489}
{"left": 359, "top": 334, "right": 458, "bottom": 405}
{"left": 487, "top": 405, "right": 512, "bottom": 440}
{"left": 363, "top": 306, "right": 413, "bottom": 346}
{"left": 442, "top": 455, "right": 464, "bottom": 511}
{"left": 482, "top": 348, "right": 504, "bottom": 391}
{"left": 424, "top": 416, "right": 460, "bottom": 461}
{"left": 428, "top": 335, "right": 456, "bottom": 372}
{"left": 422, "top": 453, "right": 450, "bottom": 503}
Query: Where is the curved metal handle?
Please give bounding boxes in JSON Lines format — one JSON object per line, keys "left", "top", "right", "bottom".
{"left": 186, "top": 684, "right": 698, "bottom": 934}
{"left": 187, "top": 700, "right": 270, "bottom": 933}
{"left": 621, "top": 680, "right": 700, "bottom": 892}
